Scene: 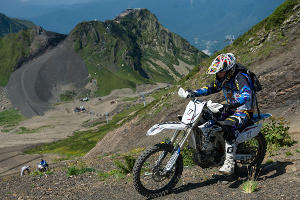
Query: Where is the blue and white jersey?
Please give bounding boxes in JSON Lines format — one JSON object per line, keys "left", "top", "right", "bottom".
{"left": 195, "top": 67, "right": 254, "bottom": 113}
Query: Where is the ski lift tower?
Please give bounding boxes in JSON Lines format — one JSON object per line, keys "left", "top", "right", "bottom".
{"left": 140, "top": 93, "right": 146, "bottom": 107}
{"left": 105, "top": 112, "right": 109, "bottom": 124}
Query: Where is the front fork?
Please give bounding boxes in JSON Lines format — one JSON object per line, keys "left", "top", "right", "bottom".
{"left": 156, "top": 128, "right": 193, "bottom": 173}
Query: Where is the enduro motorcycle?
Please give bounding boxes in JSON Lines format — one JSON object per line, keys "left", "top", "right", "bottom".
{"left": 133, "top": 88, "right": 271, "bottom": 198}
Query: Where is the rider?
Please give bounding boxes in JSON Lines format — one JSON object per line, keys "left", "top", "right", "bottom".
{"left": 191, "top": 53, "right": 254, "bottom": 174}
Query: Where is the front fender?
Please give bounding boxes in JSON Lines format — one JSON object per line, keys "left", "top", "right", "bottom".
{"left": 147, "top": 122, "right": 187, "bottom": 136}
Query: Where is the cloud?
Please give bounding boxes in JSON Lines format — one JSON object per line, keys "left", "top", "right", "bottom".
{"left": 201, "top": 49, "right": 211, "bottom": 56}
{"left": 200, "top": 40, "right": 218, "bottom": 56}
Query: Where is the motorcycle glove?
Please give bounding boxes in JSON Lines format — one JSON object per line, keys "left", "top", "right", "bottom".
{"left": 221, "top": 102, "right": 240, "bottom": 114}
{"left": 186, "top": 89, "right": 197, "bottom": 98}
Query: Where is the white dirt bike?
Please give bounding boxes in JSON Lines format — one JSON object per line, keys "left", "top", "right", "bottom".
{"left": 133, "top": 88, "right": 271, "bottom": 198}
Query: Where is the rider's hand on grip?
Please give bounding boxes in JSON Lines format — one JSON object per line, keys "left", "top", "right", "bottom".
{"left": 178, "top": 88, "right": 189, "bottom": 98}
{"left": 186, "top": 89, "right": 196, "bottom": 98}
{"left": 221, "top": 104, "right": 234, "bottom": 114}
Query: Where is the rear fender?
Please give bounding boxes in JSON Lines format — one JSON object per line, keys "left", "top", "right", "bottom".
{"left": 147, "top": 122, "right": 187, "bottom": 136}
{"left": 236, "top": 124, "right": 262, "bottom": 144}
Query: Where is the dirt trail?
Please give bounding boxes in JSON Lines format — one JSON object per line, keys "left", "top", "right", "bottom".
{"left": 0, "top": 83, "right": 169, "bottom": 176}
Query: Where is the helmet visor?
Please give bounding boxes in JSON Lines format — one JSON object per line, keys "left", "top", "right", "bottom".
{"left": 207, "top": 60, "right": 223, "bottom": 74}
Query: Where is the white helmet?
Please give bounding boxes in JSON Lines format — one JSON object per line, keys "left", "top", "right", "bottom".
{"left": 207, "top": 53, "right": 236, "bottom": 74}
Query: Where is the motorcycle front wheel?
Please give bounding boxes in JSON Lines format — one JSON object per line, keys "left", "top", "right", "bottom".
{"left": 133, "top": 143, "right": 183, "bottom": 198}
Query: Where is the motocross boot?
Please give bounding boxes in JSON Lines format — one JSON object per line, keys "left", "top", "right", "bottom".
{"left": 219, "top": 141, "right": 237, "bottom": 174}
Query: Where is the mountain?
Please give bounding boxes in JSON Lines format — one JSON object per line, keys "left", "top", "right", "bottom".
{"left": 0, "top": 26, "right": 66, "bottom": 86}
{"left": 0, "top": 0, "right": 285, "bottom": 54}
{"left": 0, "top": 12, "right": 34, "bottom": 37}
{"left": 70, "top": 8, "right": 207, "bottom": 96}
{"left": 86, "top": 0, "right": 300, "bottom": 156}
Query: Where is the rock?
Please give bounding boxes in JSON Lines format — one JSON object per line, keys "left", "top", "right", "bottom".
{"left": 221, "top": 181, "right": 229, "bottom": 185}
{"left": 286, "top": 164, "right": 299, "bottom": 173}
{"left": 277, "top": 91, "right": 286, "bottom": 95}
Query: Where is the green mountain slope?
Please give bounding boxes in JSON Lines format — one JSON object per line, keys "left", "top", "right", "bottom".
{"left": 0, "top": 26, "right": 66, "bottom": 86}
{"left": 70, "top": 8, "right": 208, "bottom": 96}
{"left": 0, "top": 12, "right": 34, "bottom": 37}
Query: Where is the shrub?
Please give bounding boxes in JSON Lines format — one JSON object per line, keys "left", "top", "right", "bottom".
{"left": 114, "top": 155, "right": 136, "bottom": 174}
{"left": 66, "top": 165, "right": 95, "bottom": 176}
{"left": 98, "top": 169, "right": 126, "bottom": 181}
{"left": 181, "top": 148, "right": 195, "bottom": 167}
{"left": 60, "top": 90, "right": 76, "bottom": 102}
{"left": 261, "top": 118, "right": 295, "bottom": 148}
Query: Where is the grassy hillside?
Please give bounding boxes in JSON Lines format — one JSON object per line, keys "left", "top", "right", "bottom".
{"left": 71, "top": 9, "right": 207, "bottom": 96}
{"left": 71, "top": 20, "right": 152, "bottom": 96}
{"left": 0, "top": 26, "right": 66, "bottom": 86}
{"left": 0, "top": 12, "right": 34, "bottom": 37}
{"left": 0, "top": 30, "right": 32, "bottom": 86}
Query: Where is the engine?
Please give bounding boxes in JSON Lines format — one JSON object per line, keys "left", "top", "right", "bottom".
{"left": 191, "top": 126, "right": 225, "bottom": 168}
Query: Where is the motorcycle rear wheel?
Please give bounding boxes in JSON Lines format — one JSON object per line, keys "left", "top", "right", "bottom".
{"left": 133, "top": 143, "right": 183, "bottom": 198}
{"left": 236, "top": 132, "right": 266, "bottom": 174}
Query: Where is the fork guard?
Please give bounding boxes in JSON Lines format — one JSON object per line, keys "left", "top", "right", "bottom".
{"left": 147, "top": 122, "right": 187, "bottom": 136}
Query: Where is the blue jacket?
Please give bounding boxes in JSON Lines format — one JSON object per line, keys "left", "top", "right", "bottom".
{"left": 195, "top": 68, "right": 254, "bottom": 112}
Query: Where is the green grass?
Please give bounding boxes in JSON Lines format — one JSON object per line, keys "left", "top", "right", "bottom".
{"left": 0, "top": 108, "right": 25, "bottom": 127}
{"left": 60, "top": 90, "right": 77, "bottom": 102}
{"left": 30, "top": 169, "right": 53, "bottom": 177}
{"left": 98, "top": 169, "right": 126, "bottom": 181}
{"left": 265, "top": 159, "right": 274, "bottom": 164}
{"left": 121, "top": 96, "right": 140, "bottom": 102}
{"left": 181, "top": 148, "right": 195, "bottom": 167}
{"left": 242, "top": 180, "right": 259, "bottom": 193}
{"left": 114, "top": 155, "right": 136, "bottom": 174}
{"left": 16, "top": 125, "right": 55, "bottom": 134}
{"left": 296, "top": 148, "right": 300, "bottom": 153}
{"left": 66, "top": 166, "right": 96, "bottom": 176}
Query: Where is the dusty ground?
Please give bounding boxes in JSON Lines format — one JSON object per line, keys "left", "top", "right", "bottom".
{"left": 0, "top": 135, "right": 299, "bottom": 200}
{"left": 0, "top": 83, "right": 169, "bottom": 177}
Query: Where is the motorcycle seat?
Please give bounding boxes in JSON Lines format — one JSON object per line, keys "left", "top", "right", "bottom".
{"left": 238, "top": 120, "right": 254, "bottom": 132}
